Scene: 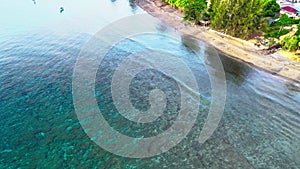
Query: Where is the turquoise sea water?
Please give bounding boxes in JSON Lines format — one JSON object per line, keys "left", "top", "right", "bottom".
{"left": 1, "top": 0, "right": 300, "bottom": 168}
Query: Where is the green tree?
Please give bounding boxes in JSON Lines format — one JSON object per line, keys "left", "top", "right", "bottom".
{"left": 165, "top": 0, "right": 177, "bottom": 6}
{"left": 263, "top": 0, "right": 280, "bottom": 17}
{"left": 278, "top": 14, "right": 293, "bottom": 26}
{"left": 210, "top": 0, "right": 264, "bottom": 39}
{"left": 296, "top": 23, "right": 300, "bottom": 35}
{"left": 288, "top": 36, "right": 299, "bottom": 51}
{"left": 183, "top": 0, "right": 207, "bottom": 23}
{"left": 175, "top": 0, "right": 189, "bottom": 8}
{"left": 280, "top": 36, "right": 300, "bottom": 51}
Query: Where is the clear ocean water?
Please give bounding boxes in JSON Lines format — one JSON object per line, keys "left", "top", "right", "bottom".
{"left": 0, "top": 0, "right": 300, "bottom": 168}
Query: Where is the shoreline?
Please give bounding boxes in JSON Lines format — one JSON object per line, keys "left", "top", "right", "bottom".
{"left": 136, "top": 0, "right": 300, "bottom": 83}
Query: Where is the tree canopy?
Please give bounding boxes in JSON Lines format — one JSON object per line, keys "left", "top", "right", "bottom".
{"left": 183, "top": 0, "right": 207, "bottom": 23}
{"left": 209, "top": 0, "right": 264, "bottom": 39}
{"left": 162, "top": 0, "right": 282, "bottom": 40}
{"left": 164, "top": 0, "right": 208, "bottom": 23}
{"left": 263, "top": 0, "right": 281, "bottom": 17}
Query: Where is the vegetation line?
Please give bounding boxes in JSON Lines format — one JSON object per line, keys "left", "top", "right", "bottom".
{"left": 158, "top": 0, "right": 300, "bottom": 63}
{"left": 136, "top": 0, "right": 300, "bottom": 82}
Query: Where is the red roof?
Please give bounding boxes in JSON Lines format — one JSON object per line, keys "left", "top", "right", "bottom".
{"left": 281, "top": 6, "right": 298, "bottom": 13}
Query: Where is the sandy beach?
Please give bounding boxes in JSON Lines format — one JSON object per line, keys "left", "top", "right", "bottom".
{"left": 136, "top": 0, "right": 300, "bottom": 83}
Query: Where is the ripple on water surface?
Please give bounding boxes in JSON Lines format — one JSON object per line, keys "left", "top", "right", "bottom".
{"left": 1, "top": 2, "right": 300, "bottom": 168}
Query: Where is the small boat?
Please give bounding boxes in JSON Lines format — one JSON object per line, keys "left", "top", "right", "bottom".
{"left": 60, "top": 7, "right": 64, "bottom": 13}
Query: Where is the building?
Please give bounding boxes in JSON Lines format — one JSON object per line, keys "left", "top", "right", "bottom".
{"left": 281, "top": 6, "right": 299, "bottom": 17}
{"left": 288, "top": 0, "right": 300, "bottom": 3}
{"left": 281, "top": 6, "right": 299, "bottom": 13}
{"left": 277, "top": 0, "right": 299, "bottom": 8}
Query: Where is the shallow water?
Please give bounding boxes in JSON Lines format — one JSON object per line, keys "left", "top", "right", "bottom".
{"left": 0, "top": 0, "right": 300, "bottom": 168}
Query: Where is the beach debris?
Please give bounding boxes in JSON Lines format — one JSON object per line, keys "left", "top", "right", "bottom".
{"left": 60, "top": 7, "right": 64, "bottom": 13}
{"left": 261, "top": 43, "right": 281, "bottom": 55}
